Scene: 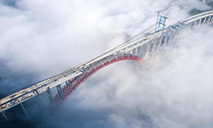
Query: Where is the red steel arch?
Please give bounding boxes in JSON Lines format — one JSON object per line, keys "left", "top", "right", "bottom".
{"left": 52, "top": 54, "right": 143, "bottom": 109}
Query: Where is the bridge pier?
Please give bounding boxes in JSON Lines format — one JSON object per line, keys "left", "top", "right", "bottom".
{"left": 203, "top": 17, "right": 207, "bottom": 24}
{"left": 141, "top": 44, "right": 147, "bottom": 59}
{"left": 137, "top": 46, "right": 141, "bottom": 58}
{"left": 169, "top": 30, "right": 176, "bottom": 42}
{"left": 205, "top": 16, "right": 210, "bottom": 24}
{"left": 206, "top": 17, "right": 210, "bottom": 23}
{"left": 208, "top": 15, "right": 212, "bottom": 23}
{"left": 93, "top": 63, "right": 97, "bottom": 70}
{"left": 66, "top": 80, "right": 72, "bottom": 90}
{"left": 36, "top": 95, "right": 44, "bottom": 113}
{"left": 149, "top": 41, "right": 154, "bottom": 52}
{"left": 129, "top": 50, "right": 133, "bottom": 57}
{"left": 101, "top": 60, "right": 104, "bottom": 66}
{"left": 56, "top": 84, "right": 64, "bottom": 99}
{"left": 165, "top": 34, "right": 171, "bottom": 44}
{"left": 194, "top": 20, "right": 198, "bottom": 26}
{"left": 210, "top": 16, "right": 213, "bottom": 23}
{"left": 121, "top": 52, "right": 124, "bottom": 58}
{"left": 191, "top": 21, "right": 196, "bottom": 29}
{"left": 21, "top": 103, "right": 30, "bottom": 119}
{"left": 198, "top": 19, "right": 202, "bottom": 25}
{"left": 119, "top": 53, "right": 121, "bottom": 58}
{"left": 47, "top": 87, "right": 54, "bottom": 103}
{"left": 125, "top": 51, "right": 129, "bottom": 58}
{"left": 145, "top": 42, "right": 151, "bottom": 58}
{"left": 137, "top": 46, "right": 141, "bottom": 57}
{"left": 196, "top": 19, "right": 202, "bottom": 26}
{"left": 193, "top": 20, "right": 197, "bottom": 27}
{"left": 96, "top": 62, "right": 99, "bottom": 68}
{"left": 152, "top": 38, "right": 158, "bottom": 52}
{"left": 115, "top": 55, "right": 118, "bottom": 60}
{"left": 107, "top": 57, "right": 110, "bottom": 63}
{"left": 160, "top": 36, "right": 166, "bottom": 46}
{"left": 146, "top": 41, "right": 151, "bottom": 52}
{"left": 98, "top": 61, "right": 101, "bottom": 67}
{"left": 132, "top": 48, "right": 136, "bottom": 57}
{"left": 1, "top": 111, "right": 9, "bottom": 121}
{"left": 77, "top": 76, "right": 80, "bottom": 83}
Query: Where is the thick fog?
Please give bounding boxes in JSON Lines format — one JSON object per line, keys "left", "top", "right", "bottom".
{"left": 0, "top": 0, "right": 213, "bottom": 128}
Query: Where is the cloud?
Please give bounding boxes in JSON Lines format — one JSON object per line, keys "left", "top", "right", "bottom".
{"left": 0, "top": 0, "right": 212, "bottom": 128}
{"left": 0, "top": 0, "right": 206, "bottom": 93}
{"left": 65, "top": 26, "right": 213, "bottom": 128}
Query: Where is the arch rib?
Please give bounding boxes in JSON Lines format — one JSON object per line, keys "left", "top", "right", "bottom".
{"left": 52, "top": 55, "right": 143, "bottom": 109}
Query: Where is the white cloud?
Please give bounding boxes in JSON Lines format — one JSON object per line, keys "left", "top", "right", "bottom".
{"left": 0, "top": 0, "right": 212, "bottom": 128}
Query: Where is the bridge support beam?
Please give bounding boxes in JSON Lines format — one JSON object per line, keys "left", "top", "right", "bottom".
{"left": 195, "top": 20, "right": 198, "bottom": 26}
{"left": 141, "top": 44, "right": 147, "bottom": 59}
{"left": 47, "top": 87, "right": 54, "bottom": 103}
{"left": 206, "top": 16, "right": 210, "bottom": 23}
{"left": 198, "top": 19, "right": 202, "bottom": 25}
{"left": 132, "top": 48, "right": 136, "bottom": 57}
{"left": 153, "top": 38, "right": 158, "bottom": 51}
{"left": 210, "top": 16, "right": 213, "bottom": 23}
{"left": 93, "top": 63, "right": 97, "bottom": 70}
{"left": 21, "top": 103, "right": 30, "bottom": 119}
{"left": 56, "top": 85, "right": 64, "bottom": 99}
{"left": 127, "top": 51, "right": 130, "bottom": 57}
{"left": 85, "top": 70, "right": 88, "bottom": 76}
{"left": 114, "top": 55, "right": 118, "bottom": 60}
{"left": 1, "top": 111, "right": 9, "bottom": 121}
{"left": 203, "top": 17, "right": 207, "bottom": 24}
{"left": 165, "top": 34, "right": 170, "bottom": 44}
{"left": 169, "top": 30, "right": 176, "bottom": 41}
{"left": 145, "top": 42, "right": 151, "bottom": 58}
{"left": 36, "top": 95, "right": 44, "bottom": 113}
{"left": 77, "top": 76, "right": 80, "bottom": 83}
{"left": 121, "top": 52, "right": 124, "bottom": 58}
{"left": 149, "top": 41, "right": 154, "bottom": 52}
{"left": 147, "top": 42, "right": 152, "bottom": 52}
{"left": 66, "top": 80, "right": 72, "bottom": 90}
{"left": 137, "top": 46, "right": 141, "bottom": 57}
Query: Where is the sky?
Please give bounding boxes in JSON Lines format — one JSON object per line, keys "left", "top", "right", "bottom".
{"left": 0, "top": 0, "right": 213, "bottom": 128}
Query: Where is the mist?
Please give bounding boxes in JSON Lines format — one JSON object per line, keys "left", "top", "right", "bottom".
{"left": 0, "top": 0, "right": 213, "bottom": 128}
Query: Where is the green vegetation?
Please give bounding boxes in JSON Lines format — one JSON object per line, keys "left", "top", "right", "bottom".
{"left": 189, "top": 9, "right": 204, "bottom": 15}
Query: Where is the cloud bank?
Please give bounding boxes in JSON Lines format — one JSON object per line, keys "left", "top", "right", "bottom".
{"left": 0, "top": 0, "right": 209, "bottom": 93}
{"left": 49, "top": 25, "right": 213, "bottom": 128}
{"left": 0, "top": 0, "right": 212, "bottom": 128}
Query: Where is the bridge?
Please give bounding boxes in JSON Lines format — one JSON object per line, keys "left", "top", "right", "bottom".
{"left": 0, "top": 10, "right": 213, "bottom": 121}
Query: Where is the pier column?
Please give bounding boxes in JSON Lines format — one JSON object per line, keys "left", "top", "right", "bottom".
{"left": 66, "top": 80, "right": 73, "bottom": 90}
{"left": 127, "top": 51, "right": 130, "bottom": 57}
{"left": 36, "top": 95, "right": 44, "bottom": 113}
{"left": 21, "top": 103, "right": 30, "bottom": 119}
{"left": 121, "top": 52, "right": 124, "bottom": 58}
{"left": 132, "top": 48, "right": 136, "bottom": 57}
{"left": 141, "top": 44, "right": 147, "bottom": 58}
{"left": 152, "top": 38, "right": 158, "bottom": 51}
{"left": 56, "top": 85, "right": 64, "bottom": 99}
{"left": 1, "top": 111, "right": 9, "bottom": 121}
{"left": 165, "top": 34, "right": 171, "bottom": 44}
{"left": 137, "top": 46, "right": 142, "bottom": 57}
{"left": 47, "top": 87, "right": 54, "bottom": 103}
